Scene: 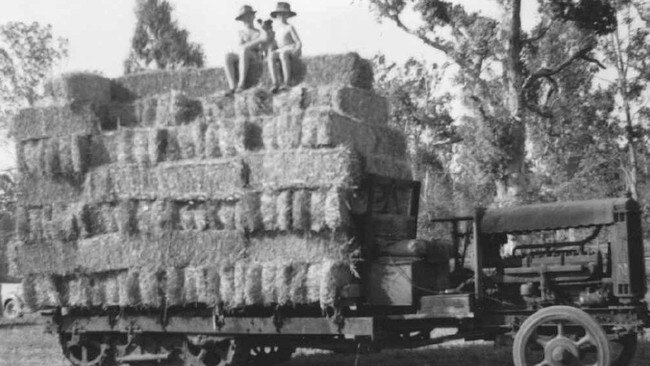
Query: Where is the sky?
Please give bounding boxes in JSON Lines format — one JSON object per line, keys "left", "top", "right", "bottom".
{"left": 0, "top": 0, "right": 540, "bottom": 170}
{"left": 0, "top": 0, "right": 540, "bottom": 77}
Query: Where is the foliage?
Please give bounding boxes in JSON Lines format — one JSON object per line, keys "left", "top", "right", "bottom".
{"left": 365, "top": 0, "right": 618, "bottom": 206}
{"left": 0, "top": 22, "right": 68, "bottom": 110}
{"left": 124, "top": 0, "right": 205, "bottom": 74}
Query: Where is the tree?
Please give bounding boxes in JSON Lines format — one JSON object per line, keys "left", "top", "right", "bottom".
{"left": 600, "top": 1, "right": 650, "bottom": 199}
{"left": 0, "top": 22, "right": 68, "bottom": 111}
{"left": 373, "top": 55, "right": 458, "bottom": 233}
{"left": 365, "top": 0, "right": 617, "bottom": 206}
{"left": 124, "top": 0, "right": 205, "bottom": 74}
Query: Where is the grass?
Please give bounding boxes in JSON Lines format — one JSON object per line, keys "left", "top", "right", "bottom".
{"left": 1, "top": 320, "right": 650, "bottom": 366}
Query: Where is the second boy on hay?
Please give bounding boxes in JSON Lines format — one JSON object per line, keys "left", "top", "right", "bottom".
{"left": 267, "top": 2, "right": 302, "bottom": 93}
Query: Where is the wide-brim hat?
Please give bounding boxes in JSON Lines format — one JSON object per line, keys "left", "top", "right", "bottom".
{"left": 235, "top": 5, "right": 256, "bottom": 21}
{"left": 270, "top": 2, "right": 296, "bottom": 17}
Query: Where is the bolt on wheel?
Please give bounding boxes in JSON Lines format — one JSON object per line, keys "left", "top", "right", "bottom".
{"left": 513, "top": 306, "right": 611, "bottom": 366}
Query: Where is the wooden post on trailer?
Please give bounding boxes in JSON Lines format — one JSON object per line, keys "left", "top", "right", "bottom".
{"left": 473, "top": 208, "right": 485, "bottom": 308}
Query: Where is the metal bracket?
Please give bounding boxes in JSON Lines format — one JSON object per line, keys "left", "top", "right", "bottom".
{"left": 124, "top": 321, "right": 142, "bottom": 345}
{"left": 273, "top": 305, "right": 285, "bottom": 333}
{"left": 212, "top": 305, "right": 226, "bottom": 330}
{"left": 70, "top": 320, "right": 85, "bottom": 345}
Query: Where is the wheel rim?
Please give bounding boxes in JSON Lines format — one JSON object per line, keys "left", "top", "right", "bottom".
{"left": 3, "top": 300, "right": 18, "bottom": 319}
{"left": 65, "top": 339, "right": 109, "bottom": 366}
{"left": 513, "top": 306, "right": 611, "bottom": 366}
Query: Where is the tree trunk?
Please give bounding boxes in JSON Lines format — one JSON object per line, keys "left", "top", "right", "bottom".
{"left": 612, "top": 29, "right": 639, "bottom": 199}
{"left": 495, "top": 0, "right": 527, "bottom": 208}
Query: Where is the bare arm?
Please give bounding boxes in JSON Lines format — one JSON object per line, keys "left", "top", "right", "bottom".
{"left": 241, "top": 29, "right": 269, "bottom": 50}
{"left": 289, "top": 25, "right": 301, "bottom": 54}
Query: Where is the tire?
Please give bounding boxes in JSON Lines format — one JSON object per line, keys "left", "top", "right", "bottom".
{"left": 512, "top": 305, "right": 611, "bottom": 366}
{"left": 611, "top": 333, "right": 638, "bottom": 366}
{"left": 3, "top": 298, "right": 23, "bottom": 319}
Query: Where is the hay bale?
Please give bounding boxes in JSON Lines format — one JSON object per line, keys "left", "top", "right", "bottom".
{"left": 148, "top": 128, "right": 168, "bottom": 164}
{"left": 194, "top": 209, "right": 208, "bottom": 231}
{"left": 261, "top": 148, "right": 361, "bottom": 190}
{"left": 306, "top": 263, "right": 323, "bottom": 303}
{"left": 244, "top": 263, "right": 263, "bottom": 305}
{"left": 219, "top": 264, "right": 235, "bottom": 308}
{"left": 218, "top": 202, "right": 237, "bottom": 230}
{"left": 179, "top": 205, "right": 195, "bottom": 230}
{"left": 204, "top": 266, "right": 221, "bottom": 306}
{"left": 105, "top": 275, "right": 120, "bottom": 306}
{"left": 12, "top": 104, "right": 103, "bottom": 141}
{"left": 116, "top": 200, "right": 138, "bottom": 235}
{"left": 233, "top": 262, "right": 246, "bottom": 307}
{"left": 132, "top": 129, "right": 150, "bottom": 164}
{"left": 70, "top": 134, "right": 89, "bottom": 173}
{"left": 276, "top": 190, "right": 292, "bottom": 231}
{"left": 234, "top": 88, "right": 273, "bottom": 117}
{"left": 310, "top": 190, "right": 327, "bottom": 232}
{"left": 204, "top": 123, "right": 221, "bottom": 158}
{"left": 44, "top": 138, "right": 60, "bottom": 175}
{"left": 261, "top": 263, "right": 277, "bottom": 305}
{"left": 275, "top": 111, "right": 304, "bottom": 149}
{"left": 305, "top": 86, "right": 389, "bottom": 126}
{"left": 247, "top": 234, "right": 356, "bottom": 264}
{"left": 166, "top": 267, "right": 184, "bottom": 306}
{"left": 206, "top": 201, "right": 223, "bottom": 230}
{"left": 261, "top": 116, "right": 277, "bottom": 150}
{"left": 28, "top": 208, "right": 43, "bottom": 242}
{"left": 275, "top": 263, "right": 293, "bottom": 305}
{"left": 298, "top": 53, "right": 373, "bottom": 89}
{"left": 260, "top": 191, "right": 277, "bottom": 230}
{"left": 218, "top": 118, "right": 246, "bottom": 156}
{"left": 34, "top": 275, "right": 61, "bottom": 308}
{"left": 117, "top": 129, "right": 135, "bottom": 164}
{"left": 319, "top": 261, "right": 353, "bottom": 309}
{"left": 15, "top": 206, "right": 29, "bottom": 240}
{"left": 201, "top": 93, "right": 236, "bottom": 120}
{"left": 325, "top": 188, "right": 350, "bottom": 230}
{"left": 22, "top": 276, "right": 38, "bottom": 309}
{"left": 183, "top": 266, "right": 200, "bottom": 303}
{"left": 117, "top": 271, "right": 130, "bottom": 307}
{"left": 125, "top": 270, "right": 141, "bottom": 306}
{"left": 292, "top": 190, "right": 311, "bottom": 231}
{"left": 44, "top": 72, "right": 111, "bottom": 104}
{"left": 140, "top": 267, "right": 163, "bottom": 307}
{"left": 235, "top": 192, "right": 262, "bottom": 233}
{"left": 22, "top": 140, "right": 45, "bottom": 176}
{"left": 91, "top": 276, "right": 106, "bottom": 306}
{"left": 68, "top": 276, "right": 92, "bottom": 307}
{"left": 176, "top": 125, "right": 196, "bottom": 159}
{"left": 289, "top": 263, "right": 309, "bottom": 304}
{"left": 57, "top": 137, "right": 74, "bottom": 174}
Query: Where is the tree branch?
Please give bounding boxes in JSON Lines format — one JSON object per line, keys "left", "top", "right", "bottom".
{"left": 387, "top": 14, "right": 455, "bottom": 57}
{"left": 523, "top": 44, "right": 605, "bottom": 89}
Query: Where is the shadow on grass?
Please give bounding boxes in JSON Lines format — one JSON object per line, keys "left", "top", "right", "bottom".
{"left": 287, "top": 339, "right": 650, "bottom": 366}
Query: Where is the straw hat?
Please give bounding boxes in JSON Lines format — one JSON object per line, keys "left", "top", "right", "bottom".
{"left": 270, "top": 2, "right": 296, "bottom": 18}
{"left": 235, "top": 5, "right": 256, "bottom": 21}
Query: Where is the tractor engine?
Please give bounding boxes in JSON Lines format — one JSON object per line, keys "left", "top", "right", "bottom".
{"left": 472, "top": 197, "right": 646, "bottom": 310}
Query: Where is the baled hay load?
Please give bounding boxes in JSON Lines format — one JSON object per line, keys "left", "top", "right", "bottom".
{"left": 44, "top": 72, "right": 111, "bottom": 105}
{"left": 23, "top": 259, "right": 355, "bottom": 310}
{"left": 13, "top": 53, "right": 412, "bottom": 312}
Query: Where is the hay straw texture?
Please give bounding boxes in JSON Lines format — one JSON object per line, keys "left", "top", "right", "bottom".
{"left": 83, "top": 159, "right": 247, "bottom": 202}
{"left": 44, "top": 73, "right": 111, "bottom": 105}
{"left": 12, "top": 104, "right": 104, "bottom": 141}
{"left": 110, "top": 53, "right": 372, "bottom": 102}
{"left": 302, "top": 86, "right": 389, "bottom": 126}
{"left": 258, "top": 148, "right": 361, "bottom": 190}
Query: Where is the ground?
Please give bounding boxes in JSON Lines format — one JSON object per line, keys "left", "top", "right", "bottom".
{"left": 1, "top": 316, "right": 650, "bottom": 366}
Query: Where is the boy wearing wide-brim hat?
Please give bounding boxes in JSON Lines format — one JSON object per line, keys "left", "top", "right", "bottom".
{"left": 267, "top": 2, "right": 302, "bottom": 93}
{"left": 224, "top": 5, "right": 269, "bottom": 95}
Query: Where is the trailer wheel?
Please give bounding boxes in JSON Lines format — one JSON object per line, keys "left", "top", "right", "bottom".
{"left": 512, "top": 306, "right": 611, "bottom": 366}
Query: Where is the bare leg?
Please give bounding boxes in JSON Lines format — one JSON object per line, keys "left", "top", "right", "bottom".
{"left": 267, "top": 52, "right": 279, "bottom": 87}
{"left": 224, "top": 53, "right": 238, "bottom": 91}
{"left": 279, "top": 49, "right": 293, "bottom": 86}
{"left": 237, "top": 49, "right": 252, "bottom": 90}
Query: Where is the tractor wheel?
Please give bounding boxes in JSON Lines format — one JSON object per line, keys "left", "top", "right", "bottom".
{"left": 512, "top": 305, "right": 611, "bottom": 366}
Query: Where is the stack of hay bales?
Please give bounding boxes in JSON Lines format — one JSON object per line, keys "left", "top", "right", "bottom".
{"left": 11, "top": 53, "right": 411, "bottom": 311}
